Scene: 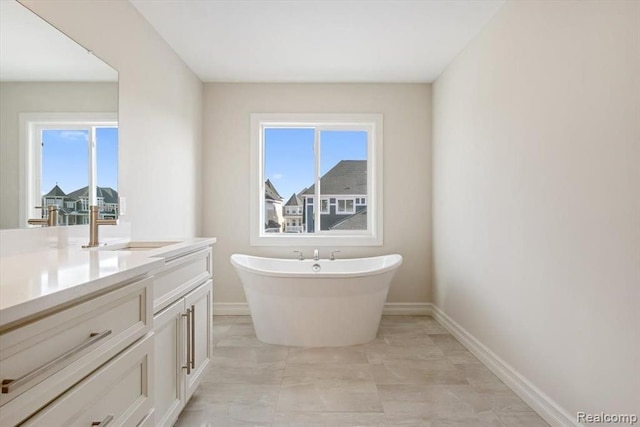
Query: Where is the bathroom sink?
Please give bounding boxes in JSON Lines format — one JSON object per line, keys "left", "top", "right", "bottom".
{"left": 101, "top": 241, "right": 180, "bottom": 251}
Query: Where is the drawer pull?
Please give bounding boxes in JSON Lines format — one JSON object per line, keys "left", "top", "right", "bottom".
{"left": 91, "top": 414, "right": 114, "bottom": 426}
{"left": 182, "top": 309, "right": 192, "bottom": 375}
{"left": 190, "top": 304, "right": 196, "bottom": 369}
{"left": 1, "top": 329, "right": 112, "bottom": 394}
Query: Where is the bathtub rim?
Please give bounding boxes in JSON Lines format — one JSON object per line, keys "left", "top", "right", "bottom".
{"left": 230, "top": 253, "right": 402, "bottom": 279}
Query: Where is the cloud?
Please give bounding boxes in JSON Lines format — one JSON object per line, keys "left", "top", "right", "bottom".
{"left": 272, "top": 173, "right": 284, "bottom": 180}
{"left": 59, "top": 130, "right": 88, "bottom": 141}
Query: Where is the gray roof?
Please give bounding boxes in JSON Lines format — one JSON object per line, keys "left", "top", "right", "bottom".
{"left": 329, "top": 208, "right": 367, "bottom": 230}
{"left": 265, "top": 179, "right": 283, "bottom": 201}
{"left": 66, "top": 186, "right": 119, "bottom": 204}
{"left": 284, "top": 193, "right": 302, "bottom": 206}
{"left": 301, "top": 160, "right": 366, "bottom": 196}
{"left": 44, "top": 184, "right": 66, "bottom": 198}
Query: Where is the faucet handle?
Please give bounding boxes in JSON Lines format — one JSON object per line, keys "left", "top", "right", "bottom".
{"left": 330, "top": 250, "right": 341, "bottom": 261}
{"left": 293, "top": 250, "right": 304, "bottom": 260}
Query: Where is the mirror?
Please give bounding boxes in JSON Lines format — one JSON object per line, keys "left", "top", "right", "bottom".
{"left": 0, "top": 0, "right": 118, "bottom": 229}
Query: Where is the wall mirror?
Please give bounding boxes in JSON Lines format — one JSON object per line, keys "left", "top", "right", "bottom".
{"left": 0, "top": 0, "right": 119, "bottom": 229}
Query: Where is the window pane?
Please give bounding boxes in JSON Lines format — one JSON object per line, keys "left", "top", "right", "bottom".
{"left": 96, "top": 127, "right": 119, "bottom": 217}
{"left": 263, "top": 128, "right": 314, "bottom": 233}
{"left": 319, "top": 130, "right": 367, "bottom": 231}
{"left": 41, "top": 128, "right": 89, "bottom": 197}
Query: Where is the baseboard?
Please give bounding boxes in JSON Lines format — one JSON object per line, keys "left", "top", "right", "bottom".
{"left": 213, "top": 303, "right": 251, "bottom": 315}
{"left": 430, "top": 305, "right": 578, "bottom": 427}
{"left": 213, "top": 302, "right": 433, "bottom": 316}
{"left": 382, "top": 302, "right": 432, "bottom": 315}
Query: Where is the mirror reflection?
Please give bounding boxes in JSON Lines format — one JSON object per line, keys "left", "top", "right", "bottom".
{"left": 0, "top": 0, "right": 118, "bottom": 229}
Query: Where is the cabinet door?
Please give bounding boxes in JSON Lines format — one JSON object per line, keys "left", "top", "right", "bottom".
{"left": 22, "top": 334, "right": 153, "bottom": 427}
{"left": 153, "top": 299, "right": 186, "bottom": 427}
{"left": 184, "top": 280, "right": 212, "bottom": 400}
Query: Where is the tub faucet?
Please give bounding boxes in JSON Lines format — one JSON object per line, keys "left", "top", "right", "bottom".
{"left": 313, "top": 249, "right": 319, "bottom": 261}
{"left": 293, "top": 250, "right": 304, "bottom": 260}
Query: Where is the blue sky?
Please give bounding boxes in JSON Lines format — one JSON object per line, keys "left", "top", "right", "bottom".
{"left": 264, "top": 128, "right": 367, "bottom": 200}
{"left": 41, "top": 127, "right": 118, "bottom": 195}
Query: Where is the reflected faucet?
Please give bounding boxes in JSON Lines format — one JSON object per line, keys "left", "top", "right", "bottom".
{"left": 28, "top": 206, "right": 58, "bottom": 227}
{"left": 84, "top": 205, "right": 117, "bottom": 248}
{"left": 313, "top": 249, "right": 319, "bottom": 261}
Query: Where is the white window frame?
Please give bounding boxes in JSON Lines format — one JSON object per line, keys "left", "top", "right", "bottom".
{"left": 320, "top": 198, "right": 330, "bottom": 214}
{"left": 250, "top": 113, "right": 383, "bottom": 246}
{"left": 18, "top": 112, "right": 117, "bottom": 227}
{"left": 336, "top": 198, "right": 356, "bottom": 215}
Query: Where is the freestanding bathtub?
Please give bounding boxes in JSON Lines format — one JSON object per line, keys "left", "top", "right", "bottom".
{"left": 230, "top": 253, "right": 403, "bottom": 347}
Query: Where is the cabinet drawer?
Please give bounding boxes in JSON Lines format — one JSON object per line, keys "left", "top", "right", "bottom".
{"left": 23, "top": 333, "right": 154, "bottom": 427}
{"left": 153, "top": 248, "right": 211, "bottom": 313}
{"left": 0, "top": 277, "right": 152, "bottom": 426}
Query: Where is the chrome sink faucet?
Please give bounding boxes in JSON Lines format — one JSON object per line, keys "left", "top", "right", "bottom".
{"left": 313, "top": 249, "right": 319, "bottom": 261}
{"left": 84, "top": 205, "right": 117, "bottom": 248}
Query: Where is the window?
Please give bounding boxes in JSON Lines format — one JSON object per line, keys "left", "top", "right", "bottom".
{"left": 250, "top": 113, "right": 383, "bottom": 246}
{"left": 337, "top": 199, "right": 355, "bottom": 214}
{"left": 19, "top": 113, "right": 118, "bottom": 227}
{"left": 320, "top": 198, "right": 330, "bottom": 214}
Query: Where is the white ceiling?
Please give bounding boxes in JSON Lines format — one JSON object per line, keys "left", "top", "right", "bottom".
{"left": 0, "top": 0, "right": 117, "bottom": 82}
{"left": 131, "top": 0, "right": 505, "bottom": 83}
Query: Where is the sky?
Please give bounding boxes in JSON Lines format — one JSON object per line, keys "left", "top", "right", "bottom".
{"left": 41, "top": 127, "right": 118, "bottom": 195}
{"left": 263, "top": 128, "right": 367, "bottom": 200}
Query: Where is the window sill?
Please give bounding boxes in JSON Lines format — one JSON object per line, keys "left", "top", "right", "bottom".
{"left": 250, "top": 234, "right": 383, "bottom": 247}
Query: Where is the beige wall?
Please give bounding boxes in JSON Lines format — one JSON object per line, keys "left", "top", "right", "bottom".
{"left": 0, "top": 82, "right": 117, "bottom": 229}
{"left": 203, "top": 83, "right": 432, "bottom": 305}
{"left": 19, "top": 0, "right": 203, "bottom": 239}
{"left": 433, "top": 0, "right": 639, "bottom": 420}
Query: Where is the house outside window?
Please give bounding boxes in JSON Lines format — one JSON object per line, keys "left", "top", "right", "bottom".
{"left": 250, "top": 113, "right": 383, "bottom": 246}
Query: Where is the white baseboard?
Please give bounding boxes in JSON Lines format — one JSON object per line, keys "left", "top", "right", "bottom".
{"left": 213, "top": 302, "right": 432, "bottom": 316}
{"left": 382, "top": 302, "right": 432, "bottom": 315}
{"left": 213, "top": 303, "right": 251, "bottom": 315}
{"left": 430, "top": 305, "right": 578, "bottom": 427}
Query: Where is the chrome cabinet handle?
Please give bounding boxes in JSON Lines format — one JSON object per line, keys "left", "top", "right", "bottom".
{"left": 182, "top": 309, "right": 192, "bottom": 375}
{"left": 91, "top": 414, "right": 114, "bottom": 426}
{"left": 190, "top": 304, "right": 196, "bottom": 369}
{"left": 1, "top": 330, "right": 112, "bottom": 394}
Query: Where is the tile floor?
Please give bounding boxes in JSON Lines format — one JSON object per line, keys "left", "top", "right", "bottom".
{"left": 174, "top": 316, "right": 548, "bottom": 427}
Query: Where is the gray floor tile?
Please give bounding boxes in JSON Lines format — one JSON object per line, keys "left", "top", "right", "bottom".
{"left": 174, "top": 315, "right": 547, "bottom": 427}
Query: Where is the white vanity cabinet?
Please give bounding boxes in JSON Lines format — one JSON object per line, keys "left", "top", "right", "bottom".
{"left": 0, "top": 275, "right": 154, "bottom": 427}
{"left": 152, "top": 247, "right": 213, "bottom": 427}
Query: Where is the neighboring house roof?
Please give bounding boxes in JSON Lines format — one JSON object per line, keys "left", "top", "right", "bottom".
{"left": 265, "top": 179, "right": 283, "bottom": 201}
{"left": 301, "top": 160, "right": 366, "bottom": 196}
{"left": 43, "top": 184, "right": 66, "bottom": 198}
{"left": 284, "top": 193, "right": 302, "bottom": 207}
{"left": 329, "top": 208, "right": 367, "bottom": 231}
{"left": 66, "top": 186, "right": 119, "bottom": 204}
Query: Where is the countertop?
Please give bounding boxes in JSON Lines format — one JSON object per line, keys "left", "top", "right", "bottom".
{"left": 0, "top": 237, "right": 216, "bottom": 330}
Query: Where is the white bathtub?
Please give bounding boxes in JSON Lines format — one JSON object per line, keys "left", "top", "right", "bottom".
{"left": 230, "top": 253, "right": 403, "bottom": 347}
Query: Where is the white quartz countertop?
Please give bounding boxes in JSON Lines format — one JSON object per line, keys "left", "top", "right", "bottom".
{"left": 0, "top": 237, "right": 216, "bottom": 330}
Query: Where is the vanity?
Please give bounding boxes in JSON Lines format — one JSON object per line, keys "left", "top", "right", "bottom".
{"left": 0, "top": 238, "right": 216, "bottom": 427}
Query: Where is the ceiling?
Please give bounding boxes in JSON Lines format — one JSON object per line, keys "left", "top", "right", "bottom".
{"left": 130, "top": 0, "right": 505, "bottom": 83}
{"left": 0, "top": 0, "right": 117, "bottom": 82}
